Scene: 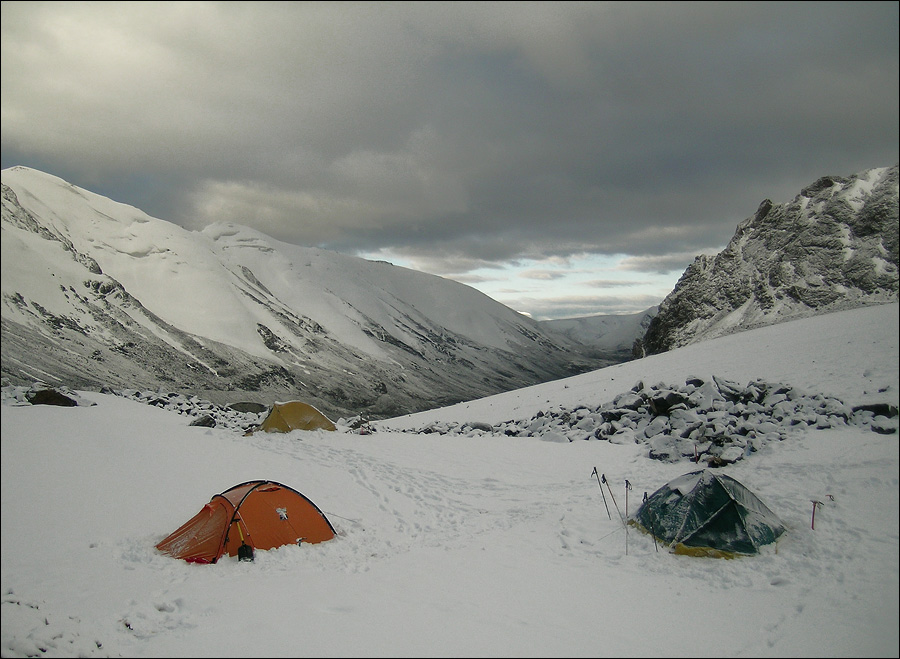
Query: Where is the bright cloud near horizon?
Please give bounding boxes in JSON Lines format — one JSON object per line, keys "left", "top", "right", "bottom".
{"left": 2, "top": 1, "right": 897, "bottom": 319}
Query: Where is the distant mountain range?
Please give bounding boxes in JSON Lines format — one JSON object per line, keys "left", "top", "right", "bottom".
{"left": 3, "top": 164, "right": 896, "bottom": 419}
{"left": 639, "top": 164, "right": 898, "bottom": 354}
{"left": 1, "top": 166, "right": 628, "bottom": 419}
{"left": 542, "top": 308, "right": 658, "bottom": 355}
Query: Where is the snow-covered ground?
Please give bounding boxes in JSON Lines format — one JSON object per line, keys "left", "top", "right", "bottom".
{"left": 2, "top": 302, "right": 898, "bottom": 658}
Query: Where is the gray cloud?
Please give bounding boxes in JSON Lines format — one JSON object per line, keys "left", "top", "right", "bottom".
{"left": 585, "top": 279, "right": 648, "bottom": 289}
{"left": 2, "top": 1, "right": 897, "bottom": 317}
{"left": 617, "top": 251, "right": 720, "bottom": 276}
{"left": 519, "top": 270, "right": 571, "bottom": 282}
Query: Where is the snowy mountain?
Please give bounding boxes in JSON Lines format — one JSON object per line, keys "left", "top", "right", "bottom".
{"left": 7, "top": 162, "right": 891, "bottom": 421}
{"left": 541, "top": 307, "right": 658, "bottom": 358}
{"left": 1, "top": 166, "right": 622, "bottom": 420}
{"left": 639, "top": 164, "right": 899, "bottom": 354}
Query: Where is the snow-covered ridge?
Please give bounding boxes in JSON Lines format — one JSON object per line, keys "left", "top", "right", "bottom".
{"left": 1, "top": 166, "right": 623, "bottom": 419}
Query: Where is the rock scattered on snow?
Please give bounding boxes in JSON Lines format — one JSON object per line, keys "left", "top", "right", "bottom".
{"left": 1, "top": 382, "right": 96, "bottom": 407}
{"left": 3, "top": 376, "right": 896, "bottom": 465}
{"left": 104, "top": 387, "right": 269, "bottom": 431}
{"left": 396, "top": 375, "right": 898, "bottom": 466}
{"left": 1, "top": 383, "right": 366, "bottom": 434}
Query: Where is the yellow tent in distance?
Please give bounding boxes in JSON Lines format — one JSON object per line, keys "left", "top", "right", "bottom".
{"left": 248, "top": 401, "right": 337, "bottom": 434}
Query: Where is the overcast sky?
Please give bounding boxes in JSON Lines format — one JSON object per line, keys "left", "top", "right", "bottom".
{"left": 2, "top": 2, "right": 898, "bottom": 320}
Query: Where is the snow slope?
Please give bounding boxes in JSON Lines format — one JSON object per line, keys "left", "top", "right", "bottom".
{"left": 2, "top": 302, "right": 897, "bottom": 658}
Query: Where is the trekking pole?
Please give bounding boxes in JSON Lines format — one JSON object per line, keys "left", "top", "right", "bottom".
{"left": 601, "top": 474, "right": 624, "bottom": 524}
{"left": 625, "top": 480, "right": 632, "bottom": 519}
{"left": 591, "top": 467, "right": 612, "bottom": 520}
{"left": 643, "top": 492, "right": 658, "bottom": 552}
{"left": 624, "top": 479, "right": 633, "bottom": 556}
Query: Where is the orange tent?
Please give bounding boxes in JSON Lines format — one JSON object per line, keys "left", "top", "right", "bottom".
{"left": 156, "top": 480, "right": 336, "bottom": 563}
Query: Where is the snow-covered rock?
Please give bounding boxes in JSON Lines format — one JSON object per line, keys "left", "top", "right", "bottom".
{"left": 389, "top": 375, "right": 898, "bottom": 465}
{"left": 640, "top": 165, "right": 898, "bottom": 354}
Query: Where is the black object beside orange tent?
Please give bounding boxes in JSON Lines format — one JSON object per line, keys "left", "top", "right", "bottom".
{"left": 156, "top": 480, "right": 336, "bottom": 563}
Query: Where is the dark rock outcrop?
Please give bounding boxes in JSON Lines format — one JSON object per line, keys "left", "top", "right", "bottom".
{"left": 640, "top": 165, "right": 898, "bottom": 354}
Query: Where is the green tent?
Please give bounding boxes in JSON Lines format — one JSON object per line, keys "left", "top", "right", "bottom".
{"left": 630, "top": 470, "right": 785, "bottom": 557}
